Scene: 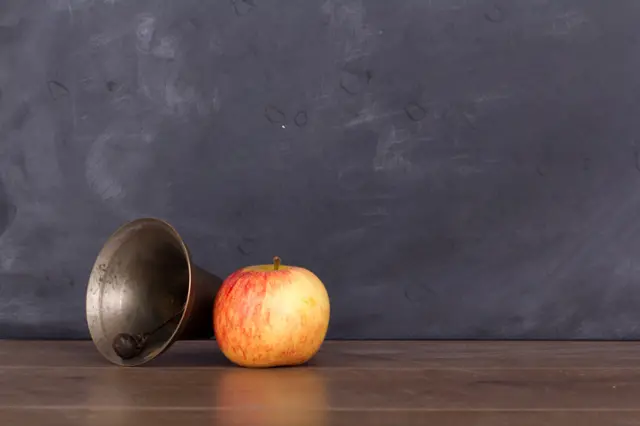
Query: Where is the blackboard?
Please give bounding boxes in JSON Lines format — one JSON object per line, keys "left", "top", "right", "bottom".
{"left": 2, "top": 0, "right": 640, "bottom": 339}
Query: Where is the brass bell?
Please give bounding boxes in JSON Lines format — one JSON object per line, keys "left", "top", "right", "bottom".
{"left": 86, "top": 218, "right": 222, "bottom": 366}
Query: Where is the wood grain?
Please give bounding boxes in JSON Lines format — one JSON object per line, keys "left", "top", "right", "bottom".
{"left": 2, "top": 341, "right": 640, "bottom": 425}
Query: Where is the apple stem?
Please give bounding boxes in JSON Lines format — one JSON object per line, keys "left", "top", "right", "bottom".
{"left": 273, "top": 256, "right": 281, "bottom": 271}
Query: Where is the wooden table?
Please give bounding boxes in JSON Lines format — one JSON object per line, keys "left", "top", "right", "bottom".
{"left": 1, "top": 340, "right": 639, "bottom": 425}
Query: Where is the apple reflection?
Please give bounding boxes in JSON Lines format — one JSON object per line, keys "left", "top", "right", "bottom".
{"left": 214, "top": 367, "right": 329, "bottom": 426}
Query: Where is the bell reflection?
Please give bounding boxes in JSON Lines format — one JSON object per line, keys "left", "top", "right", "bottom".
{"left": 215, "top": 368, "right": 329, "bottom": 426}
{"left": 83, "top": 370, "right": 138, "bottom": 426}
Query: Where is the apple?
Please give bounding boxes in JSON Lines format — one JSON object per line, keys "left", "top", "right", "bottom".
{"left": 213, "top": 256, "right": 330, "bottom": 367}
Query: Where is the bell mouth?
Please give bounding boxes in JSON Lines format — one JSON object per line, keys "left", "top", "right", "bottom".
{"left": 86, "top": 218, "right": 192, "bottom": 366}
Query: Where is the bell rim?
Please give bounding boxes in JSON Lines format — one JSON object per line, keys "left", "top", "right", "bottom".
{"left": 85, "top": 217, "right": 193, "bottom": 367}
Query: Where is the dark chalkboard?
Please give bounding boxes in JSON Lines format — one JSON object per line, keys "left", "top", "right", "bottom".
{"left": 2, "top": 0, "right": 640, "bottom": 339}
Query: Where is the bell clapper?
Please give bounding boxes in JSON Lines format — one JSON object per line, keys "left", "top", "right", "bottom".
{"left": 112, "top": 307, "right": 185, "bottom": 360}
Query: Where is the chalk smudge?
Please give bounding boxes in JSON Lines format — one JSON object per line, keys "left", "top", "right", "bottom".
{"left": 152, "top": 36, "right": 177, "bottom": 60}
{"left": 322, "top": 0, "right": 375, "bottom": 61}
{"left": 373, "top": 126, "right": 412, "bottom": 172}
{"left": 346, "top": 101, "right": 402, "bottom": 127}
{"left": 549, "top": 10, "right": 589, "bottom": 36}
{"left": 84, "top": 126, "right": 160, "bottom": 218}
{"left": 135, "top": 14, "right": 156, "bottom": 53}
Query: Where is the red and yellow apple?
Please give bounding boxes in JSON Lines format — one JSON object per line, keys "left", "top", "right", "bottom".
{"left": 213, "top": 257, "right": 330, "bottom": 367}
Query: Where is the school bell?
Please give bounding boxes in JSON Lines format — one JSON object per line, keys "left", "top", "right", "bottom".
{"left": 86, "top": 218, "right": 222, "bottom": 366}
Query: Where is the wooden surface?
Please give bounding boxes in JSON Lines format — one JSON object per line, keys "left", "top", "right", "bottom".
{"left": 1, "top": 341, "right": 640, "bottom": 425}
